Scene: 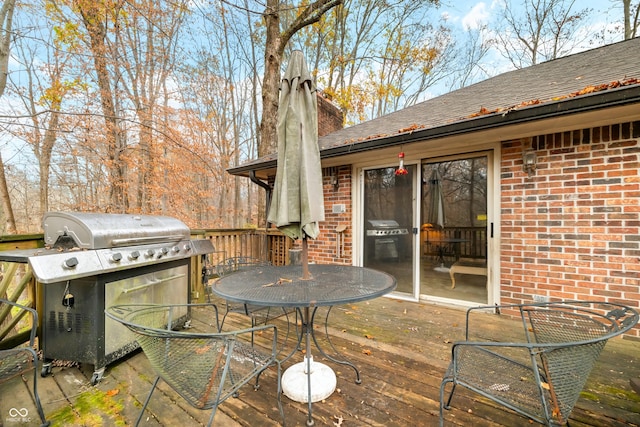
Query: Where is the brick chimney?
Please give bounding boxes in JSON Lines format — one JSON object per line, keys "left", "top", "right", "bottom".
{"left": 317, "top": 92, "right": 343, "bottom": 136}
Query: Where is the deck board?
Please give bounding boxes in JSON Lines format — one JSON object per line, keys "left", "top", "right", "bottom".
{"left": 2, "top": 297, "right": 639, "bottom": 426}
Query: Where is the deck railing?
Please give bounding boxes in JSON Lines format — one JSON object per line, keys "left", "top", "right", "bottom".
{"left": 0, "top": 229, "right": 293, "bottom": 322}
{"left": 422, "top": 226, "right": 487, "bottom": 260}
{"left": 194, "top": 228, "right": 293, "bottom": 267}
{"left": 1, "top": 225, "right": 486, "bottom": 340}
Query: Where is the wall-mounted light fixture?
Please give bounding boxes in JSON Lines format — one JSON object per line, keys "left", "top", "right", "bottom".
{"left": 522, "top": 149, "right": 537, "bottom": 176}
{"left": 324, "top": 167, "right": 339, "bottom": 190}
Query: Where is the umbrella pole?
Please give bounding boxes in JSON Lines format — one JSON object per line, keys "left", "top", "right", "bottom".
{"left": 302, "top": 237, "right": 310, "bottom": 279}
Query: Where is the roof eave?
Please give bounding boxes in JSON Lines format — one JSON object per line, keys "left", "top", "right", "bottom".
{"left": 227, "top": 84, "right": 640, "bottom": 177}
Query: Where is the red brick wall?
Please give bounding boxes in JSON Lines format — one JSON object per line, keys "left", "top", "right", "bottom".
{"left": 305, "top": 166, "right": 352, "bottom": 264}
{"left": 501, "top": 122, "right": 640, "bottom": 337}
{"left": 302, "top": 121, "right": 639, "bottom": 337}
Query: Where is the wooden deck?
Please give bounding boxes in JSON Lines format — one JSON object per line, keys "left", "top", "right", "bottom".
{"left": 2, "top": 297, "right": 640, "bottom": 426}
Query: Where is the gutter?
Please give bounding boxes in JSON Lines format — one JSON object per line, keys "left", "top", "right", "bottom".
{"left": 228, "top": 84, "right": 640, "bottom": 176}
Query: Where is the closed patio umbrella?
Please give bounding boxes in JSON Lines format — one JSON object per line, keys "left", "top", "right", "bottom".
{"left": 428, "top": 169, "right": 445, "bottom": 229}
{"left": 267, "top": 50, "right": 324, "bottom": 279}
{"left": 427, "top": 169, "right": 449, "bottom": 272}
{"left": 268, "top": 51, "right": 333, "bottom": 408}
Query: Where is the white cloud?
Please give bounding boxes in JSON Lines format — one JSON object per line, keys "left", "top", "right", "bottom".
{"left": 461, "top": 2, "right": 491, "bottom": 30}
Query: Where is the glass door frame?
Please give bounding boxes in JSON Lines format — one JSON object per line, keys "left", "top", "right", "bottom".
{"left": 354, "top": 148, "right": 498, "bottom": 306}
{"left": 418, "top": 151, "right": 494, "bottom": 306}
{"left": 355, "top": 161, "right": 421, "bottom": 302}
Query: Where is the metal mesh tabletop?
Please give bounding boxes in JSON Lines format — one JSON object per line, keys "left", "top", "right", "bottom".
{"left": 212, "top": 264, "right": 396, "bottom": 307}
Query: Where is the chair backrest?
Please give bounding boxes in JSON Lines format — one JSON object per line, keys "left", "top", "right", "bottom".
{"left": 1, "top": 298, "right": 39, "bottom": 383}
{"left": 0, "top": 298, "right": 37, "bottom": 347}
{"left": 216, "top": 257, "right": 270, "bottom": 277}
{"left": 106, "top": 304, "right": 273, "bottom": 409}
{"left": 524, "top": 302, "right": 638, "bottom": 424}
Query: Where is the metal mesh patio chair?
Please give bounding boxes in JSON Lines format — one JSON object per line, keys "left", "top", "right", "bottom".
{"left": 440, "top": 300, "right": 639, "bottom": 426}
{"left": 209, "top": 257, "right": 295, "bottom": 340}
{"left": 0, "top": 298, "right": 50, "bottom": 427}
{"left": 105, "top": 303, "right": 284, "bottom": 427}
{"left": 213, "top": 257, "right": 273, "bottom": 325}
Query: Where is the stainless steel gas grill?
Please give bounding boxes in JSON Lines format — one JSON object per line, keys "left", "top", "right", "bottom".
{"left": 0, "top": 212, "right": 214, "bottom": 384}
{"left": 365, "top": 219, "right": 409, "bottom": 261}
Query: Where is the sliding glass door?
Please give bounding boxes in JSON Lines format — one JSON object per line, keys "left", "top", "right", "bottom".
{"left": 362, "top": 165, "right": 416, "bottom": 296}
{"left": 420, "top": 156, "right": 488, "bottom": 303}
{"left": 360, "top": 153, "right": 490, "bottom": 303}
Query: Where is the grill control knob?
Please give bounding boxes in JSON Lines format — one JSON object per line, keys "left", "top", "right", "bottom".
{"left": 129, "top": 251, "right": 140, "bottom": 260}
{"left": 156, "top": 247, "right": 169, "bottom": 259}
{"left": 145, "top": 249, "right": 155, "bottom": 258}
{"left": 110, "top": 252, "right": 123, "bottom": 263}
{"left": 63, "top": 257, "right": 78, "bottom": 269}
{"left": 172, "top": 246, "right": 180, "bottom": 253}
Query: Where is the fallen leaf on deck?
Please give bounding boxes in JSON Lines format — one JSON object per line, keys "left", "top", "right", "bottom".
{"left": 106, "top": 389, "right": 120, "bottom": 397}
{"left": 362, "top": 349, "right": 372, "bottom": 355}
{"left": 364, "top": 334, "right": 375, "bottom": 339}
{"left": 195, "top": 345, "right": 212, "bottom": 355}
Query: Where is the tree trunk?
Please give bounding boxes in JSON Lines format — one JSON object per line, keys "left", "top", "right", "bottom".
{"left": 0, "top": 153, "right": 16, "bottom": 234}
{"left": 39, "top": 109, "right": 61, "bottom": 216}
{"left": 0, "top": 0, "right": 16, "bottom": 233}
{"left": 257, "top": 0, "right": 342, "bottom": 224}
{"left": 76, "top": 0, "right": 125, "bottom": 211}
{"left": 259, "top": 0, "right": 283, "bottom": 159}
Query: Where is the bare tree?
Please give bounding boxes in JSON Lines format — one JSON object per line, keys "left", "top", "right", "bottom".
{"left": 291, "top": 0, "right": 443, "bottom": 124}
{"left": 446, "top": 25, "right": 494, "bottom": 91}
{"left": 110, "top": 0, "right": 187, "bottom": 212}
{"left": 259, "top": 0, "right": 342, "bottom": 158}
{"left": 623, "top": 0, "right": 640, "bottom": 38}
{"left": 0, "top": 0, "right": 16, "bottom": 233}
{"left": 493, "top": 0, "right": 591, "bottom": 68}
{"left": 73, "top": 0, "right": 126, "bottom": 211}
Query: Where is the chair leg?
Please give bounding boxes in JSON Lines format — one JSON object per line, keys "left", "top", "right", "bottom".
{"left": 206, "top": 403, "right": 220, "bottom": 427}
{"left": 136, "top": 377, "right": 161, "bottom": 427}
{"left": 276, "top": 360, "right": 286, "bottom": 427}
{"left": 31, "top": 354, "right": 50, "bottom": 427}
{"left": 439, "top": 377, "right": 456, "bottom": 426}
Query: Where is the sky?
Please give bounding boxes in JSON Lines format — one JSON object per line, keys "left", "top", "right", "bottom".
{"left": 1, "top": 0, "right": 630, "bottom": 172}
{"left": 440, "top": 0, "right": 623, "bottom": 47}
{"left": 420, "top": 0, "right": 627, "bottom": 95}
{"left": 442, "top": 0, "right": 619, "bottom": 32}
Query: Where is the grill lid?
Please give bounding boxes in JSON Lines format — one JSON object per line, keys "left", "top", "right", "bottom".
{"left": 0, "top": 212, "right": 214, "bottom": 284}
{"left": 367, "top": 219, "right": 400, "bottom": 229}
{"left": 44, "top": 212, "right": 190, "bottom": 249}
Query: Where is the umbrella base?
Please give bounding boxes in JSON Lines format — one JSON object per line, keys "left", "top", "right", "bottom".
{"left": 282, "top": 357, "right": 337, "bottom": 403}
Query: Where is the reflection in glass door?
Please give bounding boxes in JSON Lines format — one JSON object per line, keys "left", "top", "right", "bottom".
{"left": 362, "top": 165, "right": 415, "bottom": 296}
{"left": 420, "top": 156, "right": 488, "bottom": 303}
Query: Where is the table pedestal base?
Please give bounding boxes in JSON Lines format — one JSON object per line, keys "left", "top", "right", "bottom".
{"left": 282, "top": 357, "right": 337, "bottom": 403}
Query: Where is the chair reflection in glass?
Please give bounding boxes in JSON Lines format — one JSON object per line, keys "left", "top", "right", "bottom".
{"left": 422, "top": 224, "right": 454, "bottom": 271}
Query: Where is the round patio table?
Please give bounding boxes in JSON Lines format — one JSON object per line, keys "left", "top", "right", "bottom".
{"left": 212, "top": 263, "right": 396, "bottom": 426}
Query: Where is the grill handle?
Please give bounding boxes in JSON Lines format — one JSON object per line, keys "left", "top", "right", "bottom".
{"left": 110, "top": 235, "right": 186, "bottom": 246}
{"left": 120, "top": 274, "right": 187, "bottom": 294}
